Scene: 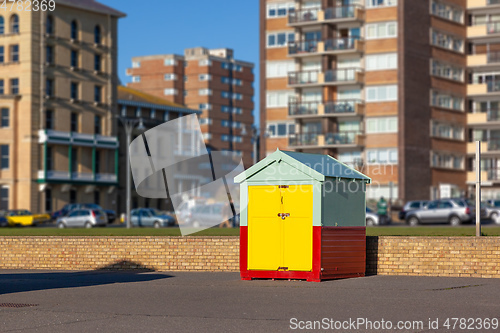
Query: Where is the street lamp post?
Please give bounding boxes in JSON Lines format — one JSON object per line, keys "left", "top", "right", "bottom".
{"left": 118, "top": 116, "right": 144, "bottom": 229}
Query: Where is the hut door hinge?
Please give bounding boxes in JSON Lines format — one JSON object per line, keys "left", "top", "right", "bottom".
{"left": 278, "top": 185, "right": 289, "bottom": 189}
{"left": 277, "top": 213, "right": 290, "bottom": 220}
{"left": 278, "top": 267, "right": 289, "bottom": 271}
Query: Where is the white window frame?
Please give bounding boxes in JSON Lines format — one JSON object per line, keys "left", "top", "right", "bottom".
{"left": 132, "top": 61, "right": 140, "bottom": 68}
{"left": 199, "top": 89, "right": 212, "bottom": 96}
{"left": 266, "top": 31, "right": 295, "bottom": 48}
{"left": 365, "top": 85, "right": 398, "bottom": 102}
{"left": 366, "top": 148, "right": 398, "bottom": 165}
{"left": 199, "top": 74, "right": 212, "bottom": 81}
{"left": 266, "top": 121, "right": 295, "bottom": 138}
{"left": 365, "top": 21, "right": 398, "bottom": 40}
{"left": 164, "top": 73, "right": 177, "bottom": 81}
{"left": 366, "top": 117, "right": 398, "bottom": 134}
{"left": 131, "top": 76, "right": 140, "bottom": 83}
{"left": 266, "top": 60, "right": 296, "bottom": 78}
{"left": 267, "top": 90, "right": 295, "bottom": 108}
{"left": 199, "top": 59, "right": 212, "bottom": 67}
{"left": 366, "top": 53, "right": 398, "bottom": 71}
{"left": 164, "top": 88, "right": 177, "bottom": 96}
{"left": 164, "top": 59, "right": 177, "bottom": 66}
{"left": 366, "top": 0, "right": 398, "bottom": 8}
{"left": 267, "top": 2, "right": 295, "bottom": 18}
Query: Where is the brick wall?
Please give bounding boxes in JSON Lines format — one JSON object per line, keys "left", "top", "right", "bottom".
{"left": 366, "top": 237, "right": 500, "bottom": 278}
{"left": 0, "top": 236, "right": 499, "bottom": 278}
{"left": 0, "top": 237, "right": 239, "bottom": 272}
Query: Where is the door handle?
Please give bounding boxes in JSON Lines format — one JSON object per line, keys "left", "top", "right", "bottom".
{"left": 277, "top": 213, "right": 290, "bottom": 220}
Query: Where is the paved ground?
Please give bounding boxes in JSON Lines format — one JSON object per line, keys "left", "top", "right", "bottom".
{"left": 0, "top": 270, "right": 499, "bottom": 332}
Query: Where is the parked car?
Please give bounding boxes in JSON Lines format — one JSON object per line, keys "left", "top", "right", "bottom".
{"left": 0, "top": 214, "right": 8, "bottom": 227}
{"left": 56, "top": 208, "right": 108, "bottom": 228}
{"left": 52, "top": 203, "right": 116, "bottom": 223}
{"left": 484, "top": 200, "right": 500, "bottom": 221}
{"left": 405, "top": 199, "right": 474, "bottom": 226}
{"left": 127, "top": 208, "right": 176, "bottom": 228}
{"left": 5, "top": 210, "right": 51, "bottom": 227}
{"left": 366, "top": 207, "right": 379, "bottom": 226}
{"left": 186, "top": 203, "right": 232, "bottom": 228}
{"left": 399, "top": 200, "right": 429, "bottom": 221}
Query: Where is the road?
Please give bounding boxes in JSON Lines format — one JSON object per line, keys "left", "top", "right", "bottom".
{"left": 0, "top": 270, "right": 499, "bottom": 332}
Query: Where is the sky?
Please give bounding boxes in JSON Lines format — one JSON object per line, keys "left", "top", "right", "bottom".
{"left": 100, "top": 0, "right": 260, "bottom": 125}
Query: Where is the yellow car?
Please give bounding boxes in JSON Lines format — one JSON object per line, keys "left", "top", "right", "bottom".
{"left": 6, "top": 210, "right": 51, "bottom": 227}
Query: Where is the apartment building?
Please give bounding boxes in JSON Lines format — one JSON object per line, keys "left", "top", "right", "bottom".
{"left": 126, "top": 47, "right": 255, "bottom": 167}
{"left": 467, "top": 0, "right": 500, "bottom": 199}
{"left": 0, "top": 0, "right": 124, "bottom": 212}
{"left": 116, "top": 85, "right": 201, "bottom": 213}
{"left": 260, "top": 0, "right": 469, "bottom": 203}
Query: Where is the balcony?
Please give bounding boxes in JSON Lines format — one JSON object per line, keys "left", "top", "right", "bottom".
{"left": 38, "top": 129, "right": 119, "bottom": 149}
{"left": 288, "top": 99, "right": 364, "bottom": 118}
{"left": 37, "top": 170, "right": 118, "bottom": 184}
{"left": 288, "top": 131, "right": 364, "bottom": 149}
{"left": 468, "top": 51, "right": 500, "bottom": 67}
{"left": 468, "top": 110, "right": 500, "bottom": 126}
{"left": 468, "top": 0, "right": 500, "bottom": 9}
{"left": 468, "top": 22, "right": 500, "bottom": 39}
{"left": 288, "top": 68, "right": 363, "bottom": 87}
{"left": 288, "top": 37, "right": 363, "bottom": 57}
{"left": 288, "top": 5, "right": 364, "bottom": 27}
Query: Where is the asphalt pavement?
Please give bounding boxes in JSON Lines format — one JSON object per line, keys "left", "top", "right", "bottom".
{"left": 0, "top": 270, "right": 499, "bottom": 332}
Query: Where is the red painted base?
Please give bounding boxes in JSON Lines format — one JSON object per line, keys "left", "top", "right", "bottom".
{"left": 240, "top": 225, "right": 366, "bottom": 282}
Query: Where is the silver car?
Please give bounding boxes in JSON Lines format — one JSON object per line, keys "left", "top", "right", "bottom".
{"left": 366, "top": 207, "right": 379, "bottom": 226}
{"left": 130, "top": 208, "right": 176, "bottom": 228}
{"left": 57, "top": 209, "right": 108, "bottom": 228}
{"left": 405, "top": 199, "right": 474, "bottom": 226}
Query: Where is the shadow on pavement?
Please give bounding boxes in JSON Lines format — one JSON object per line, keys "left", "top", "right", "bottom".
{"left": 0, "top": 261, "right": 172, "bottom": 295}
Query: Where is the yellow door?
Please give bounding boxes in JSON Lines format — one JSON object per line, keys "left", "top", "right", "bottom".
{"left": 283, "top": 185, "right": 313, "bottom": 271}
{"left": 248, "top": 185, "right": 282, "bottom": 270}
{"left": 247, "top": 185, "right": 313, "bottom": 272}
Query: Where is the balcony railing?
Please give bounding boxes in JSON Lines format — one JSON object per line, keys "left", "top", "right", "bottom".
{"left": 485, "top": 79, "right": 500, "bottom": 92}
{"left": 288, "top": 70, "right": 320, "bottom": 85}
{"left": 288, "top": 131, "right": 362, "bottom": 147}
{"left": 487, "top": 51, "right": 500, "bottom": 63}
{"left": 324, "top": 5, "right": 361, "bottom": 20}
{"left": 488, "top": 169, "right": 500, "bottom": 181}
{"left": 489, "top": 0, "right": 500, "bottom": 5}
{"left": 324, "top": 68, "right": 362, "bottom": 83}
{"left": 489, "top": 139, "right": 500, "bottom": 151}
{"left": 288, "top": 7, "right": 320, "bottom": 24}
{"left": 288, "top": 37, "right": 360, "bottom": 55}
{"left": 38, "top": 170, "right": 118, "bottom": 183}
{"left": 288, "top": 101, "right": 320, "bottom": 116}
{"left": 487, "top": 21, "right": 500, "bottom": 34}
{"left": 288, "top": 133, "right": 319, "bottom": 147}
{"left": 38, "top": 129, "right": 119, "bottom": 149}
{"left": 324, "top": 99, "right": 362, "bottom": 114}
{"left": 325, "top": 131, "right": 361, "bottom": 145}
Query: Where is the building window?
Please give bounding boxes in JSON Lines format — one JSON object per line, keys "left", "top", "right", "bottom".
{"left": 199, "top": 74, "right": 211, "bottom": 81}
{"left": 46, "top": 79, "right": 54, "bottom": 97}
{"left": 45, "top": 110, "right": 53, "bottom": 129}
{"left": 46, "top": 146, "right": 53, "bottom": 170}
{"left": 46, "top": 15, "right": 54, "bottom": 35}
{"left": 94, "top": 25, "right": 101, "bottom": 44}
{"left": 430, "top": 59, "right": 464, "bottom": 82}
{"left": 266, "top": 122, "right": 295, "bottom": 138}
{"left": 150, "top": 109, "right": 156, "bottom": 119}
{"left": 199, "top": 118, "right": 212, "bottom": 125}
{"left": 366, "top": 117, "right": 398, "bottom": 133}
{"left": 199, "top": 59, "right": 212, "bottom": 66}
{"left": 70, "top": 49, "right": 78, "bottom": 68}
{"left": 431, "top": 151, "right": 464, "bottom": 170}
{"left": 10, "top": 78, "right": 18, "bottom": 95}
{"left": 431, "top": 90, "right": 463, "bottom": 111}
{"left": 0, "top": 187, "right": 8, "bottom": 210}
{"left": 94, "top": 190, "right": 100, "bottom": 205}
{"left": 366, "top": 148, "right": 398, "bottom": 164}
{"left": 0, "top": 145, "right": 8, "bottom": 169}
{"left": 199, "top": 104, "right": 212, "bottom": 110}
{"left": 221, "top": 120, "right": 242, "bottom": 128}
{"left": 132, "top": 76, "right": 140, "bottom": 83}
{"left": 94, "top": 54, "right": 101, "bottom": 72}
{"left": 0, "top": 16, "right": 4, "bottom": 35}
{"left": 70, "top": 112, "right": 78, "bottom": 132}
{"left": 0, "top": 46, "right": 3, "bottom": 64}
{"left": 221, "top": 135, "right": 242, "bottom": 143}
{"left": 183, "top": 90, "right": 187, "bottom": 97}
{"left": 164, "top": 58, "right": 176, "bottom": 66}
{"left": 266, "top": 61, "right": 295, "bottom": 78}
{"left": 266, "top": 90, "right": 295, "bottom": 108}
{"left": 10, "top": 44, "right": 18, "bottom": 62}
{"left": 199, "top": 89, "right": 212, "bottom": 96}
{"left": 366, "top": 22, "right": 397, "bottom": 39}
{"left": 94, "top": 85, "right": 102, "bottom": 103}
{"left": 366, "top": 0, "right": 397, "bottom": 8}
{"left": 366, "top": 53, "right": 397, "bottom": 71}
{"left": 164, "top": 73, "right": 177, "bottom": 81}
{"left": 46, "top": 46, "right": 53, "bottom": 64}
{"left": 164, "top": 88, "right": 177, "bottom": 96}
{"left": 70, "top": 82, "right": 78, "bottom": 100}
{"left": 366, "top": 85, "right": 398, "bottom": 102}
{"left": 0, "top": 80, "right": 5, "bottom": 95}
{"left": 95, "top": 151, "right": 100, "bottom": 173}
{"left": 132, "top": 61, "right": 140, "bottom": 68}
{"left": 267, "top": 31, "right": 295, "bottom": 48}
{"left": 221, "top": 106, "right": 242, "bottom": 114}
{"left": 10, "top": 14, "right": 18, "bottom": 34}
{"left": 267, "top": 2, "right": 295, "bottom": 18}
{"left": 1, "top": 108, "right": 8, "bottom": 128}
{"left": 69, "top": 189, "right": 77, "bottom": 204}
{"left": 45, "top": 189, "right": 52, "bottom": 212}
{"left": 431, "top": 121, "right": 464, "bottom": 140}
{"left": 70, "top": 20, "right": 78, "bottom": 40}
{"left": 431, "top": 29, "right": 463, "bottom": 53}
{"left": 431, "top": 0, "right": 463, "bottom": 24}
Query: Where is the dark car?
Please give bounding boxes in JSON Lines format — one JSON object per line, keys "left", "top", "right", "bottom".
{"left": 0, "top": 215, "right": 8, "bottom": 227}
{"left": 399, "top": 200, "right": 428, "bottom": 221}
{"left": 51, "top": 203, "right": 116, "bottom": 223}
